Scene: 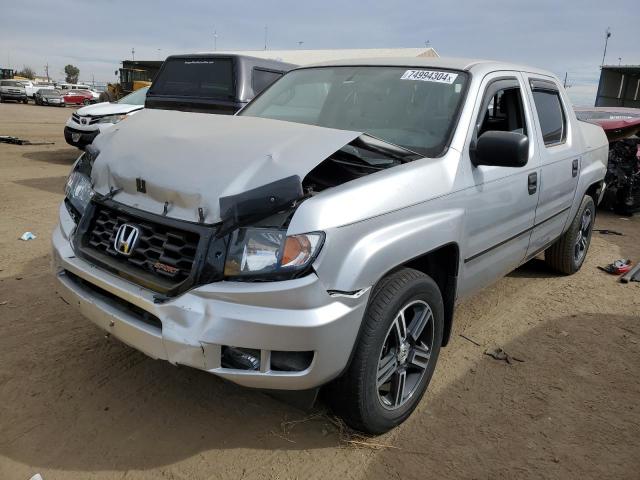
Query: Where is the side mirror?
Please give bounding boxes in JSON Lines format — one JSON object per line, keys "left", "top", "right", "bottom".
{"left": 472, "top": 131, "right": 529, "bottom": 168}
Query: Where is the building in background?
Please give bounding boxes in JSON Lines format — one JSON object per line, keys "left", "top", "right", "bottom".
{"left": 595, "top": 65, "right": 640, "bottom": 108}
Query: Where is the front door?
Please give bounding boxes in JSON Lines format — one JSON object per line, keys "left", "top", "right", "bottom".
{"left": 458, "top": 72, "right": 541, "bottom": 298}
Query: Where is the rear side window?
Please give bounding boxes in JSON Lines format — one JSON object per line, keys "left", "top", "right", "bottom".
{"left": 252, "top": 69, "right": 282, "bottom": 95}
{"left": 150, "top": 58, "right": 235, "bottom": 99}
{"left": 531, "top": 88, "right": 566, "bottom": 146}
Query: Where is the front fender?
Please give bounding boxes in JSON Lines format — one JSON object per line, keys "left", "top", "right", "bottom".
{"left": 313, "top": 203, "right": 464, "bottom": 291}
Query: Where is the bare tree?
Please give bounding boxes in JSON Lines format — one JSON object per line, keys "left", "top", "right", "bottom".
{"left": 17, "top": 65, "right": 36, "bottom": 79}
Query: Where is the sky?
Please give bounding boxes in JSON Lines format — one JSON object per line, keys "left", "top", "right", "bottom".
{"left": 1, "top": 0, "right": 638, "bottom": 106}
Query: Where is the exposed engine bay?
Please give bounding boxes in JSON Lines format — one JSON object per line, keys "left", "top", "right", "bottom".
{"left": 601, "top": 137, "right": 640, "bottom": 215}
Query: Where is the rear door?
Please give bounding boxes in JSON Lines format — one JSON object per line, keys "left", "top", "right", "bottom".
{"left": 523, "top": 76, "right": 579, "bottom": 258}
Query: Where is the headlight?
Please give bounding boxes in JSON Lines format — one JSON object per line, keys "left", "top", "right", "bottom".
{"left": 224, "top": 228, "right": 324, "bottom": 279}
{"left": 64, "top": 171, "right": 93, "bottom": 216}
{"left": 96, "top": 114, "right": 127, "bottom": 124}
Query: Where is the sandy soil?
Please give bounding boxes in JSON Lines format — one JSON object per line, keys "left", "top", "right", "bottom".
{"left": 1, "top": 103, "right": 639, "bottom": 480}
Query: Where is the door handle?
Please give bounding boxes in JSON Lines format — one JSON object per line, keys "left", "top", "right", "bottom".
{"left": 528, "top": 172, "right": 538, "bottom": 195}
{"left": 572, "top": 158, "right": 579, "bottom": 177}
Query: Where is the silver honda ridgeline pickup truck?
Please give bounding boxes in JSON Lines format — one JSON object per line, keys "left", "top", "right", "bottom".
{"left": 53, "top": 58, "right": 607, "bottom": 433}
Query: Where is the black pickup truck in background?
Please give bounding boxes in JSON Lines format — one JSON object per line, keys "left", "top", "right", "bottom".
{"left": 145, "top": 54, "right": 296, "bottom": 114}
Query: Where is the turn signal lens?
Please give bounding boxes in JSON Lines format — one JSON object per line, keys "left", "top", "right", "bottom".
{"left": 282, "top": 234, "right": 318, "bottom": 267}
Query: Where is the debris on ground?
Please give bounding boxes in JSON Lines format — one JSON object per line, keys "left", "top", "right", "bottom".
{"left": 593, "top": 229, "right": 624, "bottom": 236}
{"left": 620, "top": 262, "right": 640, "bottom": 283}
{"left": 459, "top": 333, "right": 482, "bottom": 346}
{"left": 0, "top": 135, "right": 54, "bottom": 146}
{"left": 19, "top": 232, "right": 37, "bottom": 241}
{"left": 598, "top": 259, "right": 632, "bottom": 275}
{"left": 484, "top": 347, "right": 524, "bottom": 365}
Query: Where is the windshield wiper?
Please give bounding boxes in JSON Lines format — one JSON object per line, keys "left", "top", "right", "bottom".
{"left": 353, "top": 134, "right": 422, "bottom": 162}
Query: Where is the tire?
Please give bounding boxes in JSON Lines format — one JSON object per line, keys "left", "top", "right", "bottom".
{"left": 23, "top": 98, "right": 28, "bottom": 104}
{"left": 82, "top": 99, "right": 90, "bottom": 106}
{"left": 545, "top": 195, "right": 595, "bottom": 274}
{"left": 328, "top": 268, "right": 444, "bottom": 434}
{"left": 0, "top": 96, "right": 4, "bottom": 103}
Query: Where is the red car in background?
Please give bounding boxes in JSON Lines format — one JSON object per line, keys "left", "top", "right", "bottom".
{"left": 62, "top": 89, "right": 95, "bottom": 106}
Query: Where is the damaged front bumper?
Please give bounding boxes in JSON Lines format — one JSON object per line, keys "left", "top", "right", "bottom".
{"left": 52, "top": 203, "right": 368, "bottom": 390}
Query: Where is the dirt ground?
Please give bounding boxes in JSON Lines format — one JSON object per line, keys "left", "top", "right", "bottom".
{"left": 1, "top": 103, "right": 639, "bottom": 480}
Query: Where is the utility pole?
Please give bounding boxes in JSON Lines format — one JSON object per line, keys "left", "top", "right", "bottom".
{"left": 264, "top": 25, "right": 268, "bottom": 50}
{"left": 600, "top": 27, "right": 611, "bottom": 67}
{"left": 213, "top": 26, "right": 218, "bottom": 51}
{"left": 44, "top": 62, "right": 50, "bottom": 82}
{"left": 157, "top": 48, "right": 162, "bottom": 60}
{"left": 618, "top": 57, "right": 622, "bottom": 66}
{"left": 131, "top": 48, "right": 135, "bottom": 62}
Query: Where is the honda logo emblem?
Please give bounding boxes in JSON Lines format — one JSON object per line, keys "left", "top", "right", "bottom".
{"left": 114, "top": 224, "right": 140, "bottom": 256}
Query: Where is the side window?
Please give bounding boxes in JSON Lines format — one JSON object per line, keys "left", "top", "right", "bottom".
{"left": 252, "top": 69, "right": 282, "bottom": 95}
{"left": 531, "top": 88, "right": 566, "bottom": 146}
{"left": 477, "top": 83, "right": 527, "bottom": 137}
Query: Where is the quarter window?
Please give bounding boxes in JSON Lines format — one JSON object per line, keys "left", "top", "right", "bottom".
{"left": 252, "top": 69, "right": 282, "bottom": 95}
{"left": 532, "top": 89, "right": 566, "bottom": 146}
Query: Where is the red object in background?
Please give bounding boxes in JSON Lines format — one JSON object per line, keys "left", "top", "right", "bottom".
{"left": 574, "top": 107, "right": 640, "bottom": 142}
{"left": 62, "top": 90, "right": 94, "bottom": 105}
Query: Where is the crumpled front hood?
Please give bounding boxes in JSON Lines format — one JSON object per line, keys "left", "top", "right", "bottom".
{"left": 92, "top": 109, "right": 361, "bottom": 223}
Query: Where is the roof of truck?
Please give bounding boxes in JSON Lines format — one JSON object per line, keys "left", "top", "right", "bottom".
{"left": 166, "top": 53, "right": 297, "bottom": 70}
{"left": 302, "top": 56, "right": 556, "bottom": 78}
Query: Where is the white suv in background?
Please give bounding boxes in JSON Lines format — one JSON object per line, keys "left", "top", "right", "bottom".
{"left": 0, "top": 80, "right": 28, "bottom": 103}
{"left": 64, "top": 87, "right": 148, "bottom": 149}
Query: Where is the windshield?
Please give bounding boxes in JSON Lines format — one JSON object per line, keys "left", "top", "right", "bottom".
{"left": 240, "top": 66, "right": 468, "bottom": 156}
{"left": 149, "top": 57, "right": 235, "bottom": 99}
{"left": 117, "top": 86, "right": 149, "bottom": 105}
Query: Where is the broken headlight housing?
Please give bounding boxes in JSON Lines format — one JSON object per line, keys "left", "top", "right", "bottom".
{"left": 64, "top": 149, "right": 97, "bottom": 219}
{"left": 224, "top": 228, "right": 324, "bottom": 280}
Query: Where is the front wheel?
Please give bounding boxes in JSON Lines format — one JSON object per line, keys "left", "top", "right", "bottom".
{"left": 329, "top": 268, "right": 444, "bottom": 434}
{"left": 545, "top": 195, "right": 595, "bottom": 274}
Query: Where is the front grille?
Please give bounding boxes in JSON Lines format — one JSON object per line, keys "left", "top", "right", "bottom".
{"left": 72, "top": 113, "right": 100, "bottom": 125}
{"left": 86, "top": 204, "right": 200, "bottom": 286}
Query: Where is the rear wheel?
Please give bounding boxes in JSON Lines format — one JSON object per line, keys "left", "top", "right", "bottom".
{"left": 329, "top": 268, "right": 444, "bottom": 434}
{"left": 82, "top": 99, "right": 90, "bottom": 106}
{"left": 545, "top": 195, "right": 595, "bottom": 274}
{"left": 22, "top": 98, "right": 28, "bottom": 104}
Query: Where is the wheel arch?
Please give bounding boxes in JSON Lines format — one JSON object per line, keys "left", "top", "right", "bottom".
{"left": 400, "top": 243, "right": 459, "bottom": 347}
{"left": 585, "top": 179, "right": 605, "bottom": 206}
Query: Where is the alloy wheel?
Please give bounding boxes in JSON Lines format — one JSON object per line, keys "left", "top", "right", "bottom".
{"left": 376, "top": 300, "right": 434, "bottom": 410}
{"left": 574, "top": 208, "right": 592, "bottom": 264}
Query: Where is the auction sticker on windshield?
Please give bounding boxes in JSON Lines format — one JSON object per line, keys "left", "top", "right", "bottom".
{"left": 401, "top": 70, "right": 458, "bottom": 84}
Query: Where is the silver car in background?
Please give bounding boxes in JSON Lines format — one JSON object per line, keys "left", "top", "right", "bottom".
{"left": 53, "top": 58, "right": 607, "bottom": 433}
